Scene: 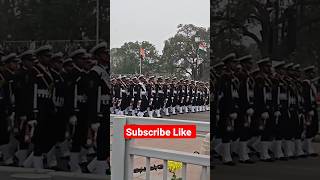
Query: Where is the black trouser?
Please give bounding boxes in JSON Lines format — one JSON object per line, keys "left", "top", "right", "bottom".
{"left": 0, "top": 112, "right": 10, "bottom": 146}
{"left": 218, "top": 115, "right": 234, "bottom": 143}
{"left": 71, "top": 105, "right": 89, "bottom": 152}
{"left": 305, "top": 109, "right": 319, "bottom": 138}
{"left": 235, "top": 112, "right": 252, "bottom": 141}
{"left": 33, "top": 103, "right": 56, "bottom": 156}
{"left": 54, "top": 108, "right": 68, "bottom": 143}
{"left": 96, "top": 118, "right": 109, "bottom": 161}
{"left": 275, "top": 108, "right": 291, "bottom": 140}
{"left": 252, "top": 110, "right": 275, "bottom": 141}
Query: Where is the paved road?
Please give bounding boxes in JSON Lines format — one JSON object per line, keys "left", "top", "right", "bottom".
{"left": 212, "top": 143, "right": 320, "bottom": 180}
{"left": 165, "top": 111, "right": 210, "bottom": 122}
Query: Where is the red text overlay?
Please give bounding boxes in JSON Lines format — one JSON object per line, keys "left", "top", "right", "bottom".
{"left": 124, "top": 125, "right": 196, "bottom": 139}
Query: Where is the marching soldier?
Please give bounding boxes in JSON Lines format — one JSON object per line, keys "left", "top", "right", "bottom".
{"left": 67, "top": 48, "right": 90, "bottom": 172}
{"left": 236, "top": 55, "right": 255, "bottom": 163}
{"left": 214, "top": 53, "right": 239, "bottom": 165}
{"left": 23, "top": 45, "right": 56, "bottom": 168}
{"left": 302, "top": 65, "right": 319, "bottom": 157}
{"left": 163, "top": 78, "right": 171, "bottom": 116}
{"left": 137, "top": 75, "right": 148, "bottom": 117}
{"left": 86, "top": 42, "right": 110, "bottom": 174}
{"left": 0, "top": 53, "right": 20, "bottom": 165}
{"left": 253, "top": 58, "right": 275, "bottom": 162}
{"left": 171, "top": 77, "right": 178, "bottom": 115}
{"left": 14, "top": 50, "right": 37, "bottom": 166}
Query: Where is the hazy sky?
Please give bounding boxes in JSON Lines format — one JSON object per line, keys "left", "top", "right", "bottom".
{"left": 110, "top": 0, "right": 210, "bottom": 53}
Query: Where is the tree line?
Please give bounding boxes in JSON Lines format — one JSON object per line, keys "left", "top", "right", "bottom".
{"left": 111, "top": 24, "right": 210, "bottom": 81}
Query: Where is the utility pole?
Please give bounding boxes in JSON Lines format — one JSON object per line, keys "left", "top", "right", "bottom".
{"left": 96, "top": 0, "right": 100, "bottom": 44}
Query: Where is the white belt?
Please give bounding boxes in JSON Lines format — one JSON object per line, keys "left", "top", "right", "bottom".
{"left": 77, "top": 95, "right": 87, "bottom": 103}
{"left": 37, "top": 89, "right": 50, "bottom": 98}
{"left": 158, "top": 90, "right": 164, "bottom": 94}
{"left": 54, "top": 97, "right": 64, "bottom": 107}
{"left": 100, "top": 95, "right": 109, "bottom": 105}
{"left": 279, "top": 93, "right": 287, "bottom": 100}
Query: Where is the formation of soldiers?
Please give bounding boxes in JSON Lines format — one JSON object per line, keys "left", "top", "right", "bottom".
{"left": 212, "top": 53, "right": 319, "bottom": 166}
{"left": 111, "top": 75, "right": 210, "bottom": 118}
{"left": 0, "top": 42, "right": 110, "bottom": 175}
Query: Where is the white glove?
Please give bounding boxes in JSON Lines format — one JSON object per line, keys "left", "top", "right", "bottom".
{"left": 19, "top": 116, "right": 27, "bottom": 121}
{"left": 7, "top": 112, "right": 15, "bottom": 121}
{"left": 274, "top": 111, "right": 281, "bottom": 117}
{"left": 28, "top": 120, "right": 37, "bottom": 126}
{"left": 261, "top": 112, "right": 269, "bottom": 120}
{"left": 87, "top": 139, "right": 93, "bottom": 145}
{"left": 308, "top": 110, "right": 315, "bottom": 116}
{"left": 229, "top": 113, "right": 238, "bottom": 120}
{"left": 91, "top": 123, "right": 101, "bottom": 131}
{"left": 246, "top": 108, "right": 254, "bottom": 116}
{"left": 69, "top": 115, "right": 77, "bottom": 125}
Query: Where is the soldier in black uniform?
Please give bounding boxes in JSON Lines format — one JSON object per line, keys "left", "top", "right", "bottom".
{"left": 66, "top": 48, "right": 91, "bottom": 172}
{"left": 214, "top": 53, "right": 239, "bottom": 165}
{"left": 289, "top": 64, "right": 306, "bottom": 157}
{"left": 46, "top": 52, "right": 68, "bottom": 168}
{"left": 23, "top": 45, "right": 57, "bottom": 168}
{"left": 154, "top": 77, "right": 164, "bottom": 118}
{"left": 86, "top": 42, "right": 110, "bottom": 174}
{"left": 253, "top": 58, "right": 275, "bottom": 161}
{"left": 236, "top": 55, "right": 255, "bottom": 163}
{"left": 0, "top": 53, "right": 20, "bottom": 165}
{"left": 302, "top": 65, "right": 319, "bottom": 157}
{"left": 14, "top": 50, "right": 37, "bottom": 166}
{"left": 271, "top": 61, "right": 289, "bottom": 160}
{"left": 146, "top": 76, "right": 155, "bottom": 117}
{"left": 163, "top": 78, "right": 171, "bottom": 116}
{"left": 171, "top": 77, "right": 178, "bottom": 115}
{"left": 137, "top": 75, "right": 148, "bottom": 117}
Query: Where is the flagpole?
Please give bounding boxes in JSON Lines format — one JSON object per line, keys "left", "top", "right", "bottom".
{"left": 140, "top": 56, "right": 142, "bottom": 75}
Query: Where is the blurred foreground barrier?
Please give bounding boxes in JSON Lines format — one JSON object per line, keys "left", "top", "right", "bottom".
{"left": 11, "top": 174, "right": 51, "bottom": 180}
{"left": 0, "top": 166, "right": 53, "bottom": 180}
{"left": 0, "top": 166, "right": 110, "bottom": 180}
{"left": 111, "top": 115, "right": 210, "bottom": 180}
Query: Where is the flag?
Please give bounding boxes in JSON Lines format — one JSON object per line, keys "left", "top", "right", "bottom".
{"left": 140, "top": 48, "right": 145, "bottom": 60}
{"left": 198, "top": 41, "right": 207, "bottom": 52}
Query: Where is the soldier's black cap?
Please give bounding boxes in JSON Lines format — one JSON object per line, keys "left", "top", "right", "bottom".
{"left": 256, "top": 57, "right": 271, "bottom": 66}
{"left": 303, "top": 65, "right": 315, "bottom": 73}
{"left": 90, "top": 42, "right": 108, "bottom": 55}
{"left": 250, "top": 68, "right": 260, "bottom": 75}
{"left": 69, "top": 49, "right": 86, "bottom": 59}
{"left": 165, "top": 77, "right": 170, "bottom": 81}
{"left": 35, "top": 45, "right": 52, "bottom": 56}
{"left": 222, "top": 53, "right": 237, "bottom": 63}
{"left": 213, "top": 62, "right": 224, "bottom": 69}
{"left": 1, "top": 53, "right": 21, "bottom": 64}
{"left": 52, "top": 52, "right": 64, "bottom": 63}
{"left": 172, "top": 77, "right": 177, "bottom": 80}
{"left": 19, "top": 50, "right": 37, "bottom": 62}
{"left": 237, "top": 55, "right": 252, "bottom": 63}
{"left": 273, "top": 61, "right": 286, "bottom": 69}
{"left": 292, "top": 64, "right": 301, "bottom": 71}
{"left": 138, "top": 75, "right": 144, "bottom": 79}
{"left": 284, "top": 62, "right": 294, "bottom": 70}
{"left": 63, "top": 58, "right": 73, "bottom": 66}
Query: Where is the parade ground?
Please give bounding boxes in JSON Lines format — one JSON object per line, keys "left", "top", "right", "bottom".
{"left": 213, "top": 143, "right": 320, "bottom": 180}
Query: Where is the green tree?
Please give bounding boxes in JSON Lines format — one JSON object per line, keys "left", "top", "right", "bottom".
{"left": 0, "top": 0, "right": 108, "bottom": 41}
{"left": 161, "top": 24, "right": 210, "bottom": 80}
{"left": 111, "top": 41, "right": 160, "bottom": 75}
